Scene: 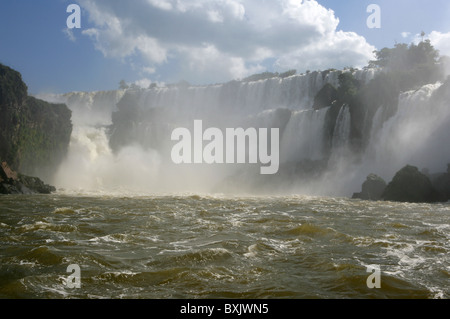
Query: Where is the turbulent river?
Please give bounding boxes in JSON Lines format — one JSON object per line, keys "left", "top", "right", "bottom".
{"left": 0, "top": 193, "right": 448, "bottom": 299}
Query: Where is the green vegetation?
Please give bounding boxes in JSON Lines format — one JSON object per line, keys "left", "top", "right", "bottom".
{"left": 0, "top": 63, "right": 72, "bottom": 178}
{"left": 337, "top": 72, "right": 361, "bottom": 106}
{"left": 119, "top": 80, "right": 129, "bottom": 90}
{"left": 368, "top": 40, "right": 443, "bottom": 91}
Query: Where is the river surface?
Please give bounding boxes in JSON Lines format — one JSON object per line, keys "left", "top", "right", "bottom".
{"left": 0, "top": 193, "right": 448, "bottom": 299}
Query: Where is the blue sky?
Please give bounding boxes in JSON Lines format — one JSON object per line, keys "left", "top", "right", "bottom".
{"left": 0, "top": 0, "right": 449, "bottom": 95}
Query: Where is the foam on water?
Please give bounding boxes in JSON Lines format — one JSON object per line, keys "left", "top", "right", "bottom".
{"left": 1, "top": 194, "right": 448, "bottom": 299}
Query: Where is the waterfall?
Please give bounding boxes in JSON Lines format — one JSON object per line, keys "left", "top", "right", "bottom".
{"left": 280, "top": 108, "right": 328, "bottom": 163}
{"left": 360, "top": 82, "right": 450, "bottom": 181}
{"left": 331, "top": 105, "right": 351, "bottom": 152}
{"left": 39, "top": 69, "right": 450, "bottom": 196}
{"left": 44, "top": 90, "right": 162, "bottom": 194}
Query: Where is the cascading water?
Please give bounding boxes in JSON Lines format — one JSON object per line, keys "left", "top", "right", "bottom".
{"left": 331, "top": 105, "right": 351, "bottom": 153}
{"left": 280, "top": 108, "right": 329, "bottom": 163}
{"left": 40, "top": 69, "right": 450, "bottom": 196}
{"left": 358, "top": 82, "right": 450, "bottom": 182}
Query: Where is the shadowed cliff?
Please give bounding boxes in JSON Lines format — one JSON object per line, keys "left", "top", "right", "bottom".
{"left": 0, "top": 63, "right": 72, "bottom": 189}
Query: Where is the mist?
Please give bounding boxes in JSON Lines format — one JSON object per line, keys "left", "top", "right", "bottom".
{"left": 40, "top": 69, "right": 450, "bottom": 197}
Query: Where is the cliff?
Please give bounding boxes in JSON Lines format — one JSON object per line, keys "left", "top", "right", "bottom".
{"left": 0, "top": 63, "right": 72, "bottom": 191}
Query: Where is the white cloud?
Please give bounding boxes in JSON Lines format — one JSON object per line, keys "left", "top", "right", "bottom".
{"left": 411, "top": 31, "right": 450, "bottom": 58}
{"left": 79, "top": 0, "right": 376, "bottom": 84}
{"left": 134, "top": 78, "right": 153, "bottom": 88}
{"left": 143, "top": 67, "right": 156, "bottom": 75}
{"left": 63, "top": 28, "right": 76, "bottom": 42}
{"left": 401, "top": 32, "right": 411, "bottom": 39}
{"left": 147, "top": 0, "right": 173, "bottom": 11}
{"left": 178, "top": 43, "right": 265, "bottom": 83}
{"left": 427, "top": 31, "right": 450, "bottom": 57}
{"left": 275, "top": 30, "right": 375, "bottom": 72}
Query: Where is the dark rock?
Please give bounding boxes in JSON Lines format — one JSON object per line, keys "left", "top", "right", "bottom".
{"left": 313, "top": 83, "right": 338, "bottom": 110}
{"left": 352, "top": 174, "right": 387, "bottom": 201}
{"left": 430, "top": 164, "right": 450, "bottom": 201}
{"left": 0, "top": 63, "right": 72, "bottom": 180}
{"left": 382, "top": 165, "right": 445, "bottom": 203}
{"left": 19, "top": 174, "right": 56, "bottom": 194}
{"left": 431, "top": 174, "right": 450, "bottom": 201}
{"left": 0, "top": 162, "right": 56, "bottom": 195}
{"left": 1, "top": 161, "right": 18, "bottom": 180}
{"left": 421, "top": 168, "right": 430, "bottom": 177}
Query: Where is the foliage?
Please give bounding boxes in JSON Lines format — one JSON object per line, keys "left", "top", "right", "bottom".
{"left": 368, "top": 40, "right": 443, "bottom": 91}
{"left": 279, "top": 70, "right": 297, "bottom": 78}
{"left": 337, "top": 72, "right": 361, "bottom": 105}
{"left": 318, "top": 40, "right": 446, "bottom": 155}
{"left": 0, "top": 63, "right": 72, "bottom": 177}
{"left": 119, "top": 80, "right": 129, "bottom": 90}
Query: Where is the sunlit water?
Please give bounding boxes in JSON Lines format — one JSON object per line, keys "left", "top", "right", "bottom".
{"left": 0, "top": 193, "right": 448, "bottom": 299}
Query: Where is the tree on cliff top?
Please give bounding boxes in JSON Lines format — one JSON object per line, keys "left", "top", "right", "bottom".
{"left": 368, "top": 40, "right": 443, "bottom": 90}
{"left": 369, "top": 41, "right": 439, "bottom": 71}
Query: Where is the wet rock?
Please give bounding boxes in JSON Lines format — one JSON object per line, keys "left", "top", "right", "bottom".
{"left": 313, "top": 83, "right": 338, "bottom": 110}
{"left": 352, "top": 174, "right": 387, "bottom": 201}
{"left": 382, "top": 165, "right": 444, "bottom": 203}
{"left": 429, "top": 164, "right": 450, "bottom": 202}
{"left": 0, "top": 162, "right": 56, "bottom": 195}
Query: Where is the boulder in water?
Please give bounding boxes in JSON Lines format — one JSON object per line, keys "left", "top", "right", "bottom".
{"left": 352, "top": 174, "right": 387, "bottom": 201}
{"left": 382, "top": 165, "right": 444, "bottom": 203}
{"left": 429, "top": 163, "right": 450, "bottom": 202}
{"left": 0, "top": 162, "right": 56, "bottom": 195}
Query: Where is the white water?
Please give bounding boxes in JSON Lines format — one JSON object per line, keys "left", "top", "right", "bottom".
{"left": 331, "top": 105, "right": 351, "bottom": 153}
{"left": 39, "top": 70, "right": 450, "bottom": 196}
{"left": 280, "top": 108, "right": 328, "bottom": 163}
{"left": 359, "top": 82, "right": 450, "bottom": 183}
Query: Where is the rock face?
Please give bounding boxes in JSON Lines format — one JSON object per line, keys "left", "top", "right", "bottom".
{"left": 429, "top": 163, "right": 450, "bottom": 202}
{"left": 382, "top": 165, "right": 444, "bottom": 203}
{"left": 313, "top": 83, "right": 338, "bottom": 110}
{"left": 0, "top": 63, "right": 72, "bottom": 180}
{"left": 0, "top": 162, "right": 56, "bottom": 194}
{"left": 352, "top": 174, "right": 387, "bottom": 201}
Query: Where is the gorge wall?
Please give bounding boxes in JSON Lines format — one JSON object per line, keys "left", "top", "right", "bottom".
{"left": 0, "top": 64, "right": 72, "bottom": 182}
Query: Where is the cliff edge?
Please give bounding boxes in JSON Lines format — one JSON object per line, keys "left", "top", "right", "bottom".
{"left": 0, "top": 63, "right": 72, "bottom": 193}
